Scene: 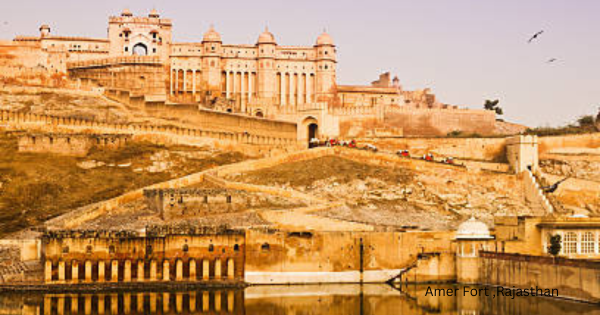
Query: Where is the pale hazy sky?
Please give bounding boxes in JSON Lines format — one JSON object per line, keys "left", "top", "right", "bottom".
{"left": 0, "top": 0, "right": 598, "bottom": 127}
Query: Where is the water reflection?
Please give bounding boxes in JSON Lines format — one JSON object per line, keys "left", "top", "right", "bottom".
{"left": 0, "top": 284, "right": 598, "bottom": 315}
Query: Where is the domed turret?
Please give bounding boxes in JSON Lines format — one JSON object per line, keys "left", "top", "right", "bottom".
{"left": 202, "top": 26, "right": 222, "bottom": 43}
{"left": 149, "top": 9, "right": 160, "bottom": 18}
{"left": 39, "top": 24, "right": 51, "bottom": 37}
{"left": 121, "top": 8, "right": 133, "bottom": 17}
{"left": 257, "top": 28, "right": 276, "bottom": 45}
{"left": 456, "top": 217, "right": 494, "bottom": 240}
{"left": 316, "top": 31, "right": 334, "bottom": 46}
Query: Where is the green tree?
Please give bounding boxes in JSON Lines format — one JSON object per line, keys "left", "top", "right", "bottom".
{"left": 484, "top": 99, "right": 503, "bottom": 115}
{"left": 547, "top": 234, "right": 562, "bottom": 257}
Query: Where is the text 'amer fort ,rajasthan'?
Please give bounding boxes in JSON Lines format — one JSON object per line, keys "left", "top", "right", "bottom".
{"left": 0, "top": 8, "right": 599, "bottom": 308}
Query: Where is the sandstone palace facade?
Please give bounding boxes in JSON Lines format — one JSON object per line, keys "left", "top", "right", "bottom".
{"left": 0, "top": 9, "right": 502, "bottom": 140}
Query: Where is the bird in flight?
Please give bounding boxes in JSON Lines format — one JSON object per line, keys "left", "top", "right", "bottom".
{"left": 547, "top": 58, "right": 558, "bottom": 63}
{"left": 527, "top": 30, "right": 544, "bottom": 43}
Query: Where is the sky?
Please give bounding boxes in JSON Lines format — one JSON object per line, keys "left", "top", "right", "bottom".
{"left": 0, "top": 0, "right": 598, "bottom": 127}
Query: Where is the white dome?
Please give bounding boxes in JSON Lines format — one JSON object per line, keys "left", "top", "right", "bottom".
{"left": 257, "top": 28, "right": 276, "bottom": 44}
{"left": 203, "top": 26, "right": 222, "bottom": 43}
{"left": 316, "top": 32, "right": 334, "bottom": 46}
{"left": 456, "top": 217, "right": 493, "bottom": 240}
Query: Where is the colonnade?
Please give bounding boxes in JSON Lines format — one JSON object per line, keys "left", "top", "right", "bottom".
{"left": 170, "top": 69, "right": 202, "bottom": 96}
{"left": 223, "top": 71, "right": 256, "bottom": 112}
{"left": 277, "top": 72, "right": 315, "bottom": 107}
{"left": 44, "top": 258, "right": 237, "bottom": 284}
{"left": 42, "top": 291, "right": 238, "bottom": 315}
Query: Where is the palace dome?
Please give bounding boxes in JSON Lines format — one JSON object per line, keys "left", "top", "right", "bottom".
{"left": 316, "top": 32, "right": 334, "bottom": 46}
{"left": 121, "top": 8, "right": 133, "bottom": 17}
{"left": 455, "top": 217, "right": 493, "bottom": 240}
{"left": 149, "top": 9, "right": 160, "bottom": 18}
{"left": 257, "top": 28, "right": 276, "bottom": 44}
{"left": 203, "top": 26, "right": 222, "bottom": 42}
{"left": 39, "top": 24, "right": 51, "bottom": 31}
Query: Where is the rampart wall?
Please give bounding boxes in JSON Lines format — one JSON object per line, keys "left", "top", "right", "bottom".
{"left": 478, "top": 252, "right": 600, "bottom": 303}
{"left": 384, "top": 107, "right": 497, "bottom": 137}
{"left": 538, "top": 132, "right": 600, "bottom": 155}
{"left": 18, "top": 133, "right": 130, "bottom": 156}
{"left": 0, "top": 110, "right": 297, "bottom": 150}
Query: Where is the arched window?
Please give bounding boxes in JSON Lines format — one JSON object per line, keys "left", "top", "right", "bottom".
{"left": 234, "top": 244, "right": 240, "bottom": 252}
{"left": 183, "top": 244, "right": 189, "bottom": 252}
{"left": 86, "top": 245, "right": 92, "bottom": 254}
{"left": 109, "top": 245, "right": 116, "bottom": 254}
{"left": 132, "top": 43, "right": 148, "bottom": 56}
{"left": 261, "top": 243, "right": 270, "bottom": 251}
{"left": 62, "top": 246, "right": 69, "bottom": 254}
{"left": 208, "top": 244, "right": 214, "bottom": 252}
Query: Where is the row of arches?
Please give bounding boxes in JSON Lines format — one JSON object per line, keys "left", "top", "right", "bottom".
{"left": 41, "top": 291, "right": 238, "bottom": 315}
{"left": 44, "top": 258, "right": 237, "bottom": 283}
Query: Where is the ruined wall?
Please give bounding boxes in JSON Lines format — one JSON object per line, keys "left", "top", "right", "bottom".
{"left": 42, "top": 226, "right": 245, "bottom": 283}
{"left": 478, "top": 252, "right": 600, "bottom": 303}
{"left": 18, "top": 133, "right": 130, "bottom": 156}
{"left": 384, "top": 107, "right": 497, "bottom": 137}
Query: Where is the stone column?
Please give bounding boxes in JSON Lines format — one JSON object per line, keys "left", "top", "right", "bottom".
{"left": 162, "top": 260, "right": 170, "bottom": 281}
{"left": 202, "top": 259, "right": 210, "bottom": 280}
{"left": 307, "top": 74, "right": 312, "bottom": 103}
{"left": 248, "top": 72, "right": 253, "bottom": 103}
{"left": 189, "top": 259, "right": 197, "bottom": 280}
{"left": 176, "top": 260, "right": 183, "bottom": 281}
{"left": 192, "top": 70, "right": 197, "bottom": 95}
{"left": 111, "top": 260, "right": 119, "bottom": 282}
{"left": 44, "top": 296, "right": 51, "bottom": 315}
{"left": 170, "top": 69, "right": 174, "bottom": 95}
{"left": 137, "top": 261, "right": 144, "bottom": 282}
{"left": 183, "top": 69, "right": 187, "bottom": 93}
{"left": 71, "top": 261, "right": 79, "bottom": 283}
{"left": 240, "top": 71, "right": 246, "bottom": 112}
{"left": 124, "top": 260, "right": 131, "bottom": 282}
{"left": 58, "top": 261, "right": 65, "bottom": 283}
{"left": 150, "top": 260, "right": 157, "bottom": 281}
{"left": 44, "top": 260, "right": 52, "bottom": 283}
{"left": 280, "top": 73, "right": 286, "bottom": 106}
{"left": 215, "top": 259, "right": 222, "bottom": 279}
{"left": 174, "top": 70, "right": 179, "bottom": 94}
{"left": 226, "top": 71, "right": 230, "bottom": 98}
{"left": 290, "top": 73, "right": 296, "bottom": 107}
{"left": 85, "top": 261, "right": 92, "bottom": 282}
{"left": 227, "top": 258, "right": 235, "bottom": 280}
{"left": 298, "top": 73, "right": 304, "bottom": 105}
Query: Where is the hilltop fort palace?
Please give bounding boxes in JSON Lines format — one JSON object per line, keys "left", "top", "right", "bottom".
{"left": 0, "top": 9, "right": 511, "bottom": 143}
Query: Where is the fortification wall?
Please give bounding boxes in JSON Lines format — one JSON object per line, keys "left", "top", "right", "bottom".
{"left": 362, "top": 137, "right": 508, "bottom": 162}
{"left": 18, "top": 133, "right": 130, "bottom": 156}
{"left": 539, "top": 132, "right": 600, "bottom": 155}
{"left": 68, "top": 56, "right": 167, "bottom": 96}
{"left": 0, "top": 110, "right": 297, "bottom": 151}
{"left": 478, "top": 252, "right": 600, "bottom": 303}
{"left": 384, "top": 107, "right": 496, "bottom": 137}
{"left": 244, "top": 229, "right": 455, "bottom": 284}
{"left": 144, "top": 102, "right": 297, "bottom": 139}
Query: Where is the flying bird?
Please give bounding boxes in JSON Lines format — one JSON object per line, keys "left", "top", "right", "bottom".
{"left": 542, "top": 177, "right": 569, "bottom": 193}
{"left": 527, "top": 30, "right": 544, "bottom": 43}
{"left": 547, "top": 58, "right": 558, "bottom": 63}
